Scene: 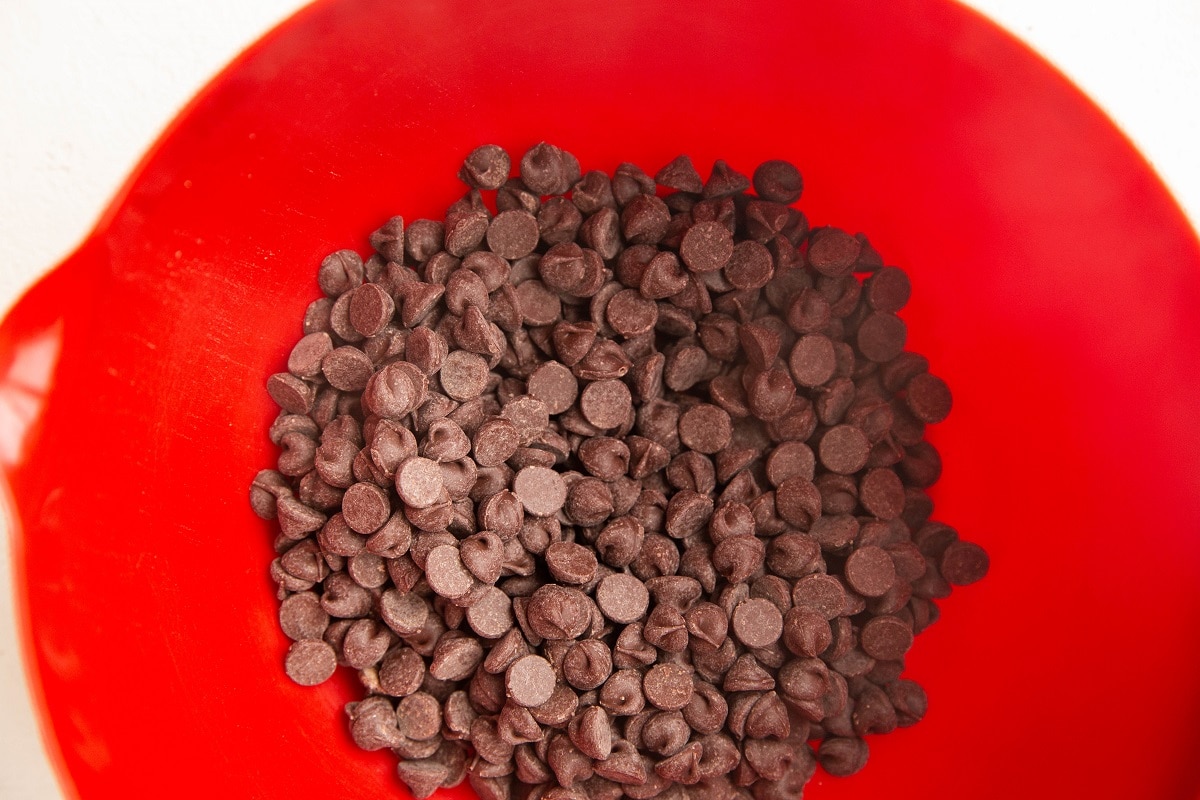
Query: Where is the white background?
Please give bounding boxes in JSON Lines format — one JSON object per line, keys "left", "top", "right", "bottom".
{"left": 1, "top": 1, "right": 1197, "bottom": 797}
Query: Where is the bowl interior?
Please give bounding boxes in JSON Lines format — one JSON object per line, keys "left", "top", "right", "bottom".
{"left": 3, "top": 0, "right": 1200, "bottom": 798}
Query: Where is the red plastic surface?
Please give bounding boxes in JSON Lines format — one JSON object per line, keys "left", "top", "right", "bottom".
{"left": 2, "top": 0, "right": 1200, "bottom": 798}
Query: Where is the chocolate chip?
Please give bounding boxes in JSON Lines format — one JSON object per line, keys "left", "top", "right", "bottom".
{"left": 341, "top": 481, "right": 391, "bottom": 534}
{"left": 807, "top": 228, "right": 860, "bottom": 278}
{"left": 525, "top": 361, "right": 578, "bottom": 416}
{"left": 818, "top": 424, "right": 870, "bottom": 475}
{"left": 940, "top": 540, "right": 989, "bottom": 585}
{"left": 844, "top": 545, "right": 897, "bottom": 598}
{"left": 579, "top": 379, "right": 633, "bottom": 430}
{"left": 752, "top": 160, "right": 803, "bottom": 204}
{"left": 526, "top": 585, "right": 592, "bottom": 640}
{"left": 731, "top": 598, "right": 784, "bottom": 648}
{"left": 905, "top": 372, "right": 952, "bottom": 424}
{"left": 860, "top": 615, "right": 914, "bottom": 661}
{"left": 595, "top": 573, "right": 650, "bottom": 624}
{"left": 789, "top": 334, "right": 836, "bottom": 388}
{"left": 858, "top": 467, "right": 906, "bottom": 520}
{"left": 279, "top": 592, "right": 329, "bottom": 641}
{"left": 817, "top": 736, "right": 869, "bottom": 777}
{"left": 506, "top": 655, "right": 557, "bottom": 707}
{"left": 791, "top": 574, "right": 847, "bottom": 620}
{"left": 724, "top": 241, "right": 774, "bottom": 290}
{"left": 561, "top": 639, "right": 613, "bottom": 691}
{"left": 543, "top": 542, "right": 597, "bottom": 586}
{"left": 512, "top": 466, "right": 568, "bottom": 517}
{"left": 643, "top": 664, "right": 694, "bottom": 711}
{"left": 856, "top": 312, "right": 907, "bottom": 363}
{"left": 675, "top": 403, "right": 732, "bottom": 455}
{"left": 347, "top": 282, "right": 395, "bottom": 338}
{"left": 466, "top": 586, "right": 515, "bottom": 640}
{"left": 679, "top": 221, "right": 734, "bottom": 274}
{"left": 461, "top": 144, "right": 512, "bottom": 191}
{"left": 285, "top": 640, "right": 338, "bottom": 686}
{"left": 606, "top": 289, "right": 659, "bottom": 338}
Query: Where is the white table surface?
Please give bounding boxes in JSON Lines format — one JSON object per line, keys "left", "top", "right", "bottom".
{"left": 1, "top": 1, "right": 1198, "bottom": 797}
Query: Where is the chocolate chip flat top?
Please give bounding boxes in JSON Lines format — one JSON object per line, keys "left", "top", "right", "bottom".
{"left": 941, "top": 540, "right": 989, "bottom": 585}
{"left": 526, "top": 361, "right": 579, "bottom": 415}
{"left": 787, "top": 574, "right": 847, "bottom": 622}
{"left": 472, "top": 418, "right": 521, "bottom": 467}
{"left": 424, "top": 545, "right": 474, "bottom": 599}
{"left": 579, "top": 379, "right": 633, "bottom": 429}
{"left": 394, "top": 457, "right": 444, "bottom": 509}
{"left": 466, "top": 586, "right": 514, "bottom": 639}
{"left": 677, "top": 404, "right": 732, "bottom": 455}
{"left": 856, "top": 312, "right": 907, "bottom": 363}
{"left": 844, "top": 545, "right": 897, "bottom": 598}
{"left": 595, "top": 573, "right": 650, "bottom": 624}
{"left": 789, "top": 334, "right": 837, "bottom": 388}
{"left": 439, "top": 349, "right": 490, "bottom": 401}
{"left": 731, "top": 597, "right": 784, "bottom": 648}
{"left": 512, "top": 466, "right": 568, "bottom": 517}
{"left": 905, "top": 372, "right": 953, "bottom": 424}
{"left": 860, "top": 615, "right": 914, "bottom": 661}
{"left": 284, "top": 640, "right": 337, "bottom": 686}
{"left": 506, "top": 655, "right": 556, "bottom": 708}
{"left": 642, "top": 663, "right": 694, "bottom": 711}
{"left": 818, "top": 424, "right": 870, "bottom": 475}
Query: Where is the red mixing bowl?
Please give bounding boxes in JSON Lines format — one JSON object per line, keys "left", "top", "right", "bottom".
{"left": 3, "top": 0, "right": 1199, "bottom": 798}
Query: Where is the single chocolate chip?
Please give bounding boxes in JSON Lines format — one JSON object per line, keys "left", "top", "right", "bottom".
{"left": 680, "top": 221, "right": 735, "bottom": 274}
{"left": 860, "top": 615, "right": 914, "bottom": 661}
{"left": 789, "top": 334, "right": 837, "bottom": 388}
{"left": 724, "top": 241, "right": 774, "bottom": 290}
{"left": 526, "top": 585, "right": 592, "bottom": 640}
{"left": 807, "top": 228, "right": 860, "bottom": 278}
{"left": 905, "top": 372, "right": 952, "bottom": 424}
{"left": 643, "top": 664, "right": 694, "bottom": 711}
{"left": 676, "top": 403, "right": 732, "bottom": 455}
{"left": 864, "top": 266, "right": 911, "bottom": 313}
{"left": 752, "top": 160, "right": 803, "bottom": 204}
{"left": 342, "top": 482, "right": 391, "bottom": 534}
{"left": 285, "top": 640, "right": 338, "bottom": 686}
{"left": 595, "top": 573, "right": 650, "bottom": 624}
{"left": 580, "top": 379, "right": 633, "bottom": 430}
{"left": 512, "top": 466, "right": 568, "bottom": 517}
{"left": 858, "top": 467, "right": 906, "bottom": 520}
{"left": 607, "top": 289, "right": 659, "bottom": 338}
{"left": 425, "top": 545, "right": 475, "bottom": 600}
{"left": 521, "top": 142, "right": 573, "bottom": 195}
{"left": 818, "top": 424, "right": 871, "bottom": 475}
{"left": 817, "top": 736, "right": 869, "bottom": 777}
{"left": 940, "top": 540, "right": 989, "bottom": 585}
{"left": 279, "top": 592, "right": 330, "bottom": 642}
{"left": 469, "top": 418, "right": 518, "bottom": 468}
{"left": 856, "top": 312, "right": 907, "bottom": 363}
{"left": 844, "top": 545, "right": 897, "bottom": 598}
{"left": 395, "top": 457, "right": 445, "bottom": 509}
{"left": 546, "top": 542, "right": 599, "bottom": 586}
{"left": 506, "top": 655, "right": 557, "bottom": 707}
{"left": 562, "top": 639, "right": 613, "bottom": 691}
{"left": 731, "top": 598, "right": 784, "bottom": 648}
{"left": 526, "top": 361, "right": 578, "bottom": 416}
{"left": 791, "top": 574, "right": 847, "bottom": 620}
{"left": 461, "top": 144, "right": 512, "bottom": 190}
{"left": 347, "top": 283, "right": 395, "bottom": 338}
{"left": 466, "top": 586, "right": 515, "bottom": 640}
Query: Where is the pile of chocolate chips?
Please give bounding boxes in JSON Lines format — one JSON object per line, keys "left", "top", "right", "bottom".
{"left": 250, "top": 143, "right": 989, "bottom": 800}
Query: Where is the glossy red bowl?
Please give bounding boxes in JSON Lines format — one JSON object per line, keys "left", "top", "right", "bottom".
{"left": 3, "top": 0, "right": 1200, "bottom": 798}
